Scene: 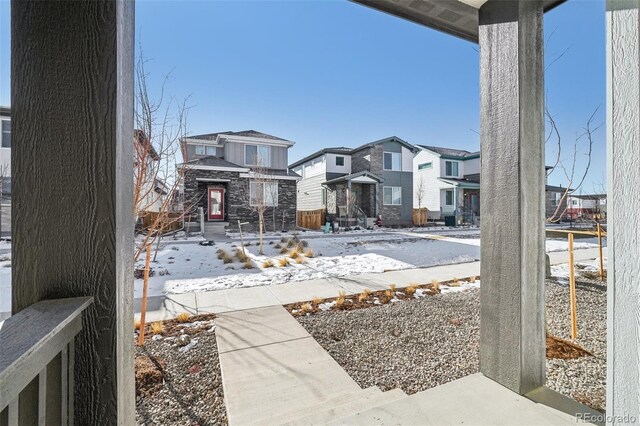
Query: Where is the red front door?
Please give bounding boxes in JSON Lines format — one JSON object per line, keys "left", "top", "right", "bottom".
{"left": 208, "top": 187, "right": 225, "bottom": 221}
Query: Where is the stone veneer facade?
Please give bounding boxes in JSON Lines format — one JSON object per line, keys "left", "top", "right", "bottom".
{"left": 183, "top": 168, "right": 297, "bottom": 231}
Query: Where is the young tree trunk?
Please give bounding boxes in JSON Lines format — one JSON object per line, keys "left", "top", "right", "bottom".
{"left": 258, "top": 214, "right": 264, "bottom": 254}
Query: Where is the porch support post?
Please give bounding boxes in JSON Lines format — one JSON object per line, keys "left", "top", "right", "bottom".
{"left": 606, "top": 0, "right": 640, "bottom": 419}
{"left": 11, "top": 1, "right": 135, "bottom": 423}
{"left": 478, "top": 0, "right": 545, "bottom": 394}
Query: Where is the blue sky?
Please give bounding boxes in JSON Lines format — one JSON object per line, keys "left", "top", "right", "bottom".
{"left": 0, "top": 0, "right": 606, "bottom": 190}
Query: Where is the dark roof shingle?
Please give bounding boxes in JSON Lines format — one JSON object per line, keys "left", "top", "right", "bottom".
{"left": 189, "top": 130, "right": 290, "bottom": 142}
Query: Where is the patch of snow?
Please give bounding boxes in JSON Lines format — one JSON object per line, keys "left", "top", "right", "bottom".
{"left": 319, "top": 301, "right": 336, "bottom": 311}
{"left": 179, "top": 338, "right": 198, "bottom": 353}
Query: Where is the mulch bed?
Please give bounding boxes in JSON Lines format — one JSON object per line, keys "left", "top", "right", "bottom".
{"left": 284, "top": 277, "right": 478, "bottom": 317}
{"left": 135, "top": 313, "right": 227, "bottom": 425}
{"left": 546, "top": 335, "right": 593, "bottom": 359}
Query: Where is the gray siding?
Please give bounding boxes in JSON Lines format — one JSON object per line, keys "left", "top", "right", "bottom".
{"left": 184, "top": 144, "right": 224, "bottom": 162}
{"left": 225, "top": 142, "right": 288, "bottom": 170}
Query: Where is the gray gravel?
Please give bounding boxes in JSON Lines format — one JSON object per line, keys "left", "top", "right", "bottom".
{"left": 298, "top": 274, "right": 606, "bottom": 412}
{"left": 136, "top": 328, "right": 227, "bottom": 425}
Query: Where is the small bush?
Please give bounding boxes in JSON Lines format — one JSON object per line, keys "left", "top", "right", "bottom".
{"left": 384, "top": 289, "right": 394, "bottom": 300}
{"left": 312, "top": 296, "right": 323, "bottom": 306}
{"left": 357, "top": 292, "right": 369, "bottom": 303}
{"left": 389, "top": 284, "right": 397, "bottom": 293}
{"left": 300, "top": 302, "right": 313, "bottom": 314}
{"left": 335, "top": 290, "right": 347, "bottom": 308}
{"left": 278, "top": 258, "right": 289, "bottom": 267}
{"left": 299, "top": 240, "right": 309, "bottom": 248}
{"left": 405, "top": 283, "right": 418, "bottom": 296}
{"left": 216, "top": 249, "right": 228, "bottom": 259}
{"left": 469, "top": 276, "right": 478, "bottom": 282}
{"left": 262, "top": 259, "right": 274, "bottom": 268}
{"left": 176, "top": 312, "right": 190, "bottom": 323}
{"left": 221, "top": 253, "right": 233, "bottom": 264}
{"left": 243, "top": 259, "right": 254, "bottom": 269}
{"left": 295, "top": 257, "right": 305, "bottom": 264}
{"left": 151, "top": 321, "right": 164, "bottom": 335}
{"left": 304, "top": 249, "right": 314, "bottom": 258}
{"left": 280, "top": 237, "right": 287, "bottom": 243}
{"left": 280, "top": 247, "right": 289, "bottom": 254}
{"left": 286, "top": 239, "right": 295, "bottom": 248}
{"left": 274, "top": 243, "right": 282, "bottom": 249}
{"left": 289, "top": 248, "right": 300, "bottom": 259}
{"left": 432, "top": 279, "right": 440, "bottom": 292}
{"left": 450, "top": 277, "right": 460, "bottom": 287}
{"left": 235, "top": 248, "right": 249, "bottom": 262}
{"left": 363, "top": 288, "right": 372, "bottom": 296}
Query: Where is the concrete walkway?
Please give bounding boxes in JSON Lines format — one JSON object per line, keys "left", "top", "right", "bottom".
{"left": 215, "top": 305, "right": 363, "bottom": 425}
{"left": 134, "top": 247, "right": 606, "bottom": 322}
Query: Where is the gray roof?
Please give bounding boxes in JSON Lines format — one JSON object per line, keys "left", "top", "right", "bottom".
{"left": 418, "top": 145, "right": 480, "bottom": 159}
{"left": 182, "top": 156, "right": 245, "bottom": 169}
{"left": 350, "top": 136, "right": 417, "bottom": 154}
{"left": 288, "top": 147, "right": 352, "bottom": 169}
{"left": 189, "top": 130, "right": 290, "bottom": 142}
{"left": 323, "top": 170, "right": 383, "bottom": 185}
{"left": 0, "top": 106, "right": 10, "bottom": 117}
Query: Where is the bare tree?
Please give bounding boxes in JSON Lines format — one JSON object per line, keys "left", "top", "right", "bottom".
{"left": 133, "top": 52, "right": 197, "bottom": 261}
{"left": 415, "top": 175, "right": 427, "bottom": 226}
{"left": 244, "top": 155, "right": 277, "bottom": 254}
{"left": 266, "top": 180, "right": 280, "bottom": 232}
{"left": 545, "top": 106, "right": 602, "bottom": 223}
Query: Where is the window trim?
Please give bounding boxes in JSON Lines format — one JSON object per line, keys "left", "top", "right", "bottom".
{"left": 335, "top": 156, "right": 345, "bottom": 166}
{"left": 444, "top": 160, "right": 459, "bottom": 177}
{"left": 418, "top": 162, "right": 432, "bottom": 170}
{"left": 383, "top": 186, "right": 402, "bottom": 206}
{"left": 445, "top": 189, "right": 454, "bottom": 206}
{"left": 383, "top": 151, "right": 402, "bottom": 171}
{"left": 245, "top": 144, "right": 272, "bottom": 167}
{"left": 1, "top": 119, "right": 10, "bottom": 149}
{"left": 194, "top": 145, "right": 205, "bottom": 155}
{"left": 205, "top": 146, "right": 216, "bottom": 155}
{"left": 249, "top": 181, "right": 278, "bottom": 207}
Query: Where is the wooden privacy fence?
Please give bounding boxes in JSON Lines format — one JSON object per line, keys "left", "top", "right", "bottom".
{"left": 141, "top": 211, "right": 182, "bottom": 232}
{"left": 412, "top": 208, "right": 429, "bottom": 226}
{"left": 297, "top": 209, "right": 325, "bottom": 230}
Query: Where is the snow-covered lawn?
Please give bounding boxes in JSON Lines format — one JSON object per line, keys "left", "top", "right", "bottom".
{"left": 134, "top": 233, "right": 481, "bottom": 297}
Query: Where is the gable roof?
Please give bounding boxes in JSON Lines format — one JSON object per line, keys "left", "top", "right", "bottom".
{"left": 188, "top": 130, "right": 290, "bottom": 142}
{"left": 351, "top": 136, "right": 417, "bottom": 154}
{"left": 182, "top": 155, "right": 244, "bottom": 169}
{"left": 288, "top": 147, "right": 352, "bottom": 169}
{"left": 417, "top": 145, "right": 480, "bottom": 160}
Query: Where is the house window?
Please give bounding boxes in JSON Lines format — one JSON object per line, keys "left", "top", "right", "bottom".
{"left": 195, "top": 145, "right": 205, "bottom": 155}
{"left": 445, "top": 161, "right": 458, "bottom": 176}
{"left": 1, "top": 120, "right": 11, "bottom": 148}
{"left": 245, "top": 144, "right": 271, "bottom": 167}
{"left": 383, "top": 186, "right": 402, "bottom": 205}
{"left": 335, "top": 156, "right": 345, "bottom": 166}
{"left": 250, "top": 181, "right": 278, "bottom": 207}
{"left": 383, "top": 152, "right": 401, "bottom": 171}
{"left": 445, "top": 190, "right": 454, "bottom": 206}
{"left": 206, "top": 146, "right": 216, "bottom": 155}
{"left": 418, "top": 162, "right": 432, "bottom": 170}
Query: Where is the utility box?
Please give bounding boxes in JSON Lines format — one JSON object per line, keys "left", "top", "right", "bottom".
{"left": 444, "top": 215, "right": 456, "bottom": 227}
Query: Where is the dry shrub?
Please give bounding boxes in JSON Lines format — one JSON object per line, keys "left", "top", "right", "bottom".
{"left": 450, "top": 277, "right": 460, "bottom": 287}
{"left": 304, "top": 249, "right": 314, "bottom": 258}
{"left": 357, "top": 292, "right": 369, "bottom": 303}
{"left": 274, "top": 243, "right": 282, "bottom": 249}
{"left": 235, "top": 248, "right": 249, "bottom": 262}
{"left": 134, "top": 319, "right": 142, "bottom": 331}
{"left": 286, "top": 239, "right": 295, "bottom": 248}
{"left": 363, "top": 288, "right": 372, "bottom": 296}
{"left": 289, "top": 248, "right": 300, "bottom": 259}
{"left": 295, "top": 257, "right": 305, "bottom": 264}
{"left": 300, "top": 302, "right": 313, "bottom": 314}
{"left": 383, "top": 289, "right": 394, "bottom": 301}
{"left": 280, "top": 247, "right": 289, "bottom": 255}
{"left": 220, "top": 252, "right": 233, "bottom": 264}
{"left": 243, "top": 259, "right": 254, "bottom": 269}
{"left": 312, "top": 296, "right": 323, "bottom": 306}
{"left": 405, "top": 283, "right": 418, "bottom": 296}
{"left": 431, "top": 279, "right": 440, "bottom": 292}
{"left": 469, "top": 276, "right": 478, "bottom": 282}
{"left": 335, "top": 290, "right": 347, "bottom": 308}
{"left": 280, "top": 237, "right": 287, "bottom": 243}
{"left": 176, "top": 312, "right": 190, "bottom": 323}
{"left": 278, "top": 257, "right": 289, "bottom": 267}
{"left": 389, "top": 284, "right": 397, "bottom": 292}
{"left": 217, "top": 249, "right": 228, "bottom": 260}
{"left": 151, "top": 321, "right": 164, "bottom": 335}
{"left": 582, "top": 270, "right": 606, "bottom": 280}
{"left": 262, "top": 259, "right": 274, "bottom": 268}
{"left": 299, "top": 240, "right": 309, "bottom": 248}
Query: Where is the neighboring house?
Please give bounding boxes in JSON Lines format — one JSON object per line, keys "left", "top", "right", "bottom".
{"left": 290, "top": 136, "right": 417, "bottom": 227}
{"left": 134, "top": 129, "right": 168, "bottom": 217}
{"left": 180, "top": 130, "right": 299, "bottom": 230}
{"left": 0, "top": 107, "right": 10, "bottom": 237}
{"left": 413, "top": 145, "right": 480, "bottom": 222}
{"left": 565, "top": 194, "right": 607, "bottom": 221}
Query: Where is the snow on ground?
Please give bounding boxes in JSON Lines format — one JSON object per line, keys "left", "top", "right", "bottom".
{"left": 551, "top": 257, "right": 607, "bottom": 285}
{"left": 134, "top": 233, "right": 481, "bottom": 297}
{"left": 0, "top": 250, "right": 11, "bottom": 314}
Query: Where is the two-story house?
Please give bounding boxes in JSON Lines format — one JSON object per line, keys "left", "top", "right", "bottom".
{"left": 290, "top": 136, "right": 417, "bottom": 227}
{"left": 413, "top": 145, "right": 481, "bottom": 223}
{"left": 180, "top": 130, "right": 299, "bottom": 230}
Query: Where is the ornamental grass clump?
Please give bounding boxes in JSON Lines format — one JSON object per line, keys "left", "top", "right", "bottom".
{"left": 304, "top": 249, "right": 314, "bottom": 258}
{"left": 431, "top": 279, "right": 440, "bottom": 292}
{"left": 278, "top": 257, "right": 289, "bottom": 267}
{"left": 300, "top": 302, "right": 313, "bottom": 314}
{"left": 405, "top": 283, "right": 418, "bottom": 296}
{"left": 289, "top": 248, "right": 300, "bottom": 259}
{"left": 357, "top": 291, "right": 369, "bottom": 303}
{"left": 280, "top": 247, "right": 289, "bottom": 255}
{"left": 262, "top": 259, "right": 274, "bottom": 268}
{"left": 295, "top": 257, "right": 305, "bottom": 264}
{"left": 243, "top": 259, "right": 254, "bottom": 269}
{"left": 312, "top": 296, "right": 323, "bottom": 306}
{"left": 176, "top": 312, "right": 190, "bottom": 323}
{"left": 151, "top": 321, "right": 164, "bottom": 335}
{"left": 335, "top": 290, "right": 347, "bottom": 308}
{"left": 235, "top": 248, "right": 249, "bottom": 262}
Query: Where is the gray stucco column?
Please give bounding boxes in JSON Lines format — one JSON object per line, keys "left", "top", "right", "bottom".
{"left": 606, "top": 0, "right": 640, "bottom": 420}
{"left": 478, "top": 0, "right": 546, "bottom": 394}
{"left": 11, "top": 1, "right": 135, "bottom": 423}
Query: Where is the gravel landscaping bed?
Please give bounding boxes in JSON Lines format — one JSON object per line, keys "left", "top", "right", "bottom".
{"left": 297, "top": 272, "right": 606, "bottom": 412}
{"left": 135, "top": 317, "right": 227, "bottom": 425}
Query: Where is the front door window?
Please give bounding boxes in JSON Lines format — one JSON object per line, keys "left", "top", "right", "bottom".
{"left": 208, "top": 188, "right": 224, "bottom": 220}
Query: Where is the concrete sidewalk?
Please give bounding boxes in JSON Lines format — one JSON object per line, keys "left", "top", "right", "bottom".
{"left": 133, "top": 247, "right": 606, "bottom": 321}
